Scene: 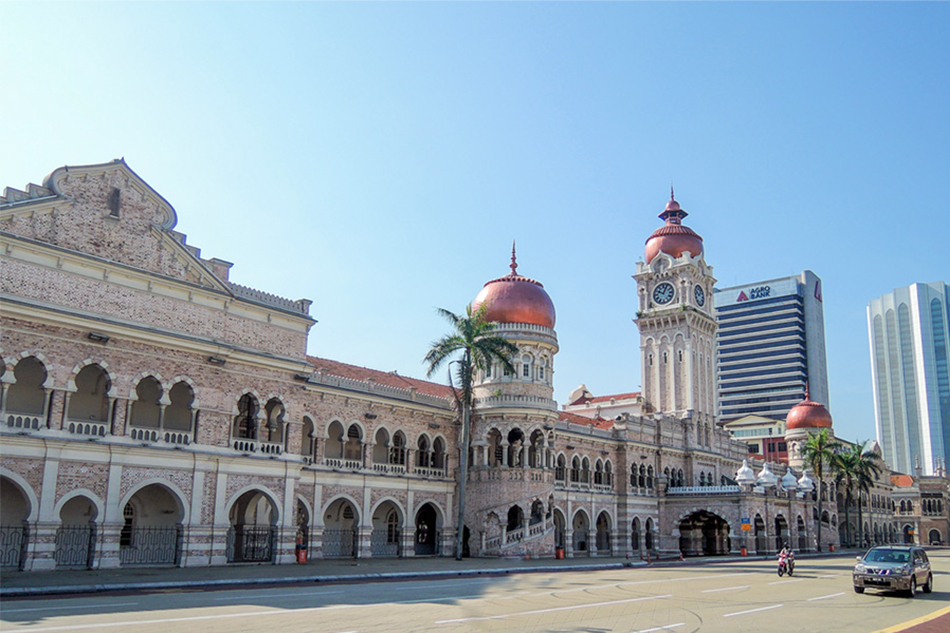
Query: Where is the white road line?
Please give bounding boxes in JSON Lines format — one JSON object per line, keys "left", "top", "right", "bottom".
{"left": 214, "top": 590, "right": 345, "bottom": 601}
{"left": 2, "top": 602, "right": 139, "bottom": 613}
{"left": 808, "top": 592, "right": 846, "bottom": 601}
{"left": 632, "top": 624, "right": 685, "bottom": 633}
{"left": 768, "top": 578, "right": 804, "bottom": 585}
{"left": 817, "top": 574, "right": 838, "bottom": 579}
{"left": 554, "top": 572, "right": 753, "bottom": 595}
{"left": 723, "top": 604, "right": 783, "bottom": 618}
{"left": 434, "top": 594, "right": 672, "bottom": 624}
{"left": 701, "top": 586, "right": 748, "bottom": 594}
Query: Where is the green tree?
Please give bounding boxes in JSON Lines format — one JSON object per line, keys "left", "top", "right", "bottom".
{"left": 800, "top": 428, "right": 839, "bottom": 551}
{"left": 425, "top": 305, "right": 518, "bottom": 560}
{"left": 834, "top": 441, "right": 883, "bottom": 548}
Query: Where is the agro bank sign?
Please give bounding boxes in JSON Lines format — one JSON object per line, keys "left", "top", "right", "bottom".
{"left": 716, "top": 277, "right": 800, "bottom": 308}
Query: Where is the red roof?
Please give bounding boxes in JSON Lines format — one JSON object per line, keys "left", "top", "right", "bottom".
{"left": 891, "top": 474, "right": 915, "bottom": 488}
{"left": 559, "top": 410, "right": 616, "bottom": 430}
{"left": 306, "top": 356, "right": 454, "bottom": 400}
{"left": 569, "top": 391, "right": 641, "bottom": 406}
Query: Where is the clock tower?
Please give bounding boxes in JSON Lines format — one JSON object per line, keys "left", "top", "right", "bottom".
{"left": 633, "top": 190, "right": 718, "bottom": 426}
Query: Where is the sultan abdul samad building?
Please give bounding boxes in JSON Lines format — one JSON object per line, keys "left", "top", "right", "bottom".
{"left": 1, "top": 160, "right": 839, "bottom": 572}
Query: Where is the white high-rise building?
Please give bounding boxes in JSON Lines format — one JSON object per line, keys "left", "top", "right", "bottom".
{"left": 714, "top": 271, "right": 829, "bottom": 424}
{"left": 867, "top": 282, "right": 950, "bottom": 476}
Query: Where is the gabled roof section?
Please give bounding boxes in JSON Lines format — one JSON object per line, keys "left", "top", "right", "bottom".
{"left": 891, "top": 474, "right": 915, "bottom": 488}
{"left": 42, "top": 159, "right": 179, "bottom": 229}
{"left": 570, "top": 391, "right": 641, "bottom": 406}
{"left": 306, "top": 356, "right": 454, "bottom": 400}
{"left": 559, "top": 410, "right": 615, "bottom": 430}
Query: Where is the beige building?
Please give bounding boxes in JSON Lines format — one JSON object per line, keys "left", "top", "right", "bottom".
{"left": 2, "top": 161, "right": 823, "bottom": 572}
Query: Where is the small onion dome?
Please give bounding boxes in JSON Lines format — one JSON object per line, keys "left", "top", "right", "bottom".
{"left": 644, "top": 189, "right": 704, "bottom": 264}
{"left": 736, "top": 459, "right": 756, "bottom": 485}
{"left": 797, "top": 469, "right": 815, "bottom": 493}
{"left": 786, "top": 385, "right": 833, "bottom": 430}
{"left": 471, "top": 243, "right": 556, "bottom": 329}
{"left": 756, "top": 462, "right": 779, "bottom": 487}
{"left": 781, "top": 469, "right": 799, "bottom": 491}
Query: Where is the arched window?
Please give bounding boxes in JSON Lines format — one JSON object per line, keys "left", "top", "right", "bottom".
{"left": 647, "top": 466, "right": 654, "bottom": 489}
{"left": 432, "top": 437, "right": 445, "bottom": 469}
{"left": 264, "top": 399, "right": 284, "bottom": 444}
{"left": 391, "top": 432, "right": 406, "bottom": 465}
{"left": 130, "top": 377, "right": 162, "bottom": 428}
{"left": 638, "top": 465, "right": 646, "bottom": 488}
{"left": 344, "top": 424, "right": 362, "bottom": 461}
{"left": 417, "top": 436, "right": 430, "bottom": 468}
{"left": 234, "top": 394, "right": 258, "bottom": 439}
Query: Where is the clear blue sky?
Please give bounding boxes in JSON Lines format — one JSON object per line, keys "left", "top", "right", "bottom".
{"left": 2, "top": 2, "right": 948, "bottom": 445}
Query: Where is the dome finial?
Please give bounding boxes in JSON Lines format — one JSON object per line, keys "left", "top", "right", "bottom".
{"left": 804, "top": 381, "right": 810, "bottom": 400}
{"left": 670, "top": 182, "right": 675, "bottom": 201}
{"left": 510, "top": 240, "right": 518, "bottom": 276}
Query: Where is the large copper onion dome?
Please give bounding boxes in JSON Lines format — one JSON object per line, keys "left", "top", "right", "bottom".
{"left": 786, "top": 385, "right": 834, "bottom": 430}
{"left": 644, "top": 189, "right": 704, "bottom": 264}
{"left": 471, "top": 244, "right": 556, "bottom": 328}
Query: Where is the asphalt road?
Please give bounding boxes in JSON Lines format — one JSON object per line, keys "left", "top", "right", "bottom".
{"left": 1, "top": 552, "right": 947, "bottom": 633}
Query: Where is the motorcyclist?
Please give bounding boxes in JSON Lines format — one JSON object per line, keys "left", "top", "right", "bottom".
{"left": 778, "top": 542, "right": 795, "bottom": 574}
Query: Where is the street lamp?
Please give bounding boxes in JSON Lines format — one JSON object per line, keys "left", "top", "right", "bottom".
{"left": 756, "top": 463, "right": 778, "bottom": 554}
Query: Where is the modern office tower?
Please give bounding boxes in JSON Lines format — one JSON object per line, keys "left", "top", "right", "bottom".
{"left": 868, "top": 282, "right": 950, "bottom": 476}
{"left": 714, "top": 271, "right": 829, "bottom": 425}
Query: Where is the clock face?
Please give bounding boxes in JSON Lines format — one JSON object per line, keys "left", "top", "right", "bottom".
{"left": 694, "top": 285, "right": 706, "bottom": 307}
{"left": 653, "top": 282, "right": 675, "bottom": 305}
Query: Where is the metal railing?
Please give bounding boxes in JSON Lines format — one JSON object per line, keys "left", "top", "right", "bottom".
{"left": 369, "top": 529, "right": 400, "bottom": 557}
{"left": 54, "top": 524, "right": 96, "bottom": 569}
{"left": 119, "top": 525, "right": 182, "bottom": 566}
{"left": 322, "top": 528, "right": 358, "bottom": 558}
{"left": 226, "top": 526, "right": 276, "bottom": 563}
{"left": 0, "top": 524, "right": 28, "bottom": 570}
{"left": 414, "top": 529, "right": 442, "bottom": 556}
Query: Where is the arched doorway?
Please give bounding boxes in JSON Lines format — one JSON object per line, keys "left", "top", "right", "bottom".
{"left": 295, "top": 499, "right": 310, "bottom": 556}
{"left": 595, "top": 512, "right": 612, "bottom": 555}
{"left": 414, "top": 503, "right": 442, "bottom": 555}
{"left": 507, "top": 505, "right": 524, "bottom": 534}
{"left": 902, "top": 524, "right": 914, "bottom": 544}
{"left": 553, "top": 509, "right": 566, "bottom": 552}
{"left": 0, "top": 477, "right": 31, "bottom": 570}
{"left": 55, "top": 496, "right": 98, "bottom": 569}
{"left": 928, "top": 529, "right": 942, "bottom": 545}
{"left": 371, "top": 501, "right": 402, "bottom": 557}
{"left": 119, "top": 484, "right": 184, "bottom": 566}
{"left": 774, "top": 515, "right": 789, "bottom": 551}
{"left": 323, "top": 498, "right": 359, "bottom": 558}
{"left": 678, "top": 511, "right": 730, "bottom": 556}
{"left": 631, "top": 518, "right": 641, "bottom": 553}
{"left": 645, "top": 518, "right": 656, "bottom": 551}
{"left": 572, "top": 510, "right": 590, "bottom": 556}
{"left": 227, "top": 490, "right": 277, "bottom": 563}
{"left": 797, "top": 516, "right": 807, "bottom": 551}
{"left": 753, "top": 514, "right": 767, "bottom": 554}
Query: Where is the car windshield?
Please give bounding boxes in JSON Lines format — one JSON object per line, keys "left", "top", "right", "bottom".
{"left": 865, "top": 549, "right": 910, "bottom": 563}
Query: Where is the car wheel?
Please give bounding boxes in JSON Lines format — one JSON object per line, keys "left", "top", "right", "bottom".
{"left": 906, "top": 577, "right": 917, "bottom": 598}
{"left": 854, "top": 586, "right": 865, "bottom": 594}
{"left": 923, "top": 574, "right": 933, "bottom": 594}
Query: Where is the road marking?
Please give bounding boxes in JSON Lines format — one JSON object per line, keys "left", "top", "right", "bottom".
{"left": 870, "top": 605, "right": 950, "bottom": 633}
{"left": 702, "top": 585, "right": 748, "bottom": 593}
{"left": 768, "top": 578, "right": 804, "bottom": 585}
{"left": 808, "top": 592, "right": 846, "bottom": 601}
{"left": 435, "top": 594, "right": 673, "bottom": 624}
{"left": 632, "top": 624, "right": 685, "bottom": 633}
{"left": 214, "top": 590, "right": 345, "bottom": 601}
{"left": 2, "top": 602, "right": 139, "bottom": 613}
{"left": 723, "top": 604, "right": 783, "bottom": 618}
{"left": 817, "top": 574, "right": 838, "bottom": 579}
{"left": 554, "top": 572, "right": 753, "bottom": 595}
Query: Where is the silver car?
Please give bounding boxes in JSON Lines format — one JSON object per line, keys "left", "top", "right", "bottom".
{"left": 853, "top": 546, "right": 933, "bottom": 597}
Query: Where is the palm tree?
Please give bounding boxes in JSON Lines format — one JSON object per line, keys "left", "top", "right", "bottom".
{"left": 836, "top": 441, "right": 883, "bottom": 548}
{"left": 800, "top": 428, "right": 839, "bottom": 551}
{"left": 425, "top": 304, "right": 518, "bottom": 561}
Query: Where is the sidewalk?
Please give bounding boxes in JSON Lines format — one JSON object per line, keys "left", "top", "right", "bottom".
{"left": 0, "top": 550, "right": 844, "bottom": 598}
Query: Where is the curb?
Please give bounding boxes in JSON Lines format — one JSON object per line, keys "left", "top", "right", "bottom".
{"left": 0, "top": 550, "right": 854, "bottom": 598}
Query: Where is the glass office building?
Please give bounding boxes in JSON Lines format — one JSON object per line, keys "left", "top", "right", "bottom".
{"left": 868, "top": 282, "right": 950, "bottom": 476}
{"left": 714, "top": 271, "right": 829, "bottom": 424}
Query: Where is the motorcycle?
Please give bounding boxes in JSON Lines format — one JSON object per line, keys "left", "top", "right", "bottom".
{"left": 777, "top": 551, "right": 795, "bottom": 577}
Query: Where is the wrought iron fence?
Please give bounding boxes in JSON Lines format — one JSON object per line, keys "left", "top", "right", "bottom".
{"left": 55, "top": 524, "right": 96, "bottom": 569}
{"left": 322, "top": 528, "right": 358, "bottom": 558}
{"left": 119, "top": 525, "right": 182, "bottom": 566}
{"left": 0, "top": 524, "right": 29, "bottom": 570}
{"left": 226, "top": 526, "right": 276, "bottom": 563}
{"left": 414, "top": 528, "right": 442, "bottom": 556}
{"left": 370, "top": 529, "right": 400, "bottom": 557}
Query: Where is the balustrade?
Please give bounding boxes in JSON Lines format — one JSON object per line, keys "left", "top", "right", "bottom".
{"left": 2, "top": 410, "right": 46, "bottom": 431}
{"left": 325, "top": 457, "right": 363, "bottom": 470}
{"left": 65, "top": 419, "right": 108, "bottom": 438}
{"left": 666, "top": 485, "right": 741, "bottom": 496}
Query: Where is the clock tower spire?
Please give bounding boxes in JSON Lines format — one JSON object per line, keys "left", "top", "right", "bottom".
{"left": 634, "top": 191, "right": 718, "bottom": 426}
